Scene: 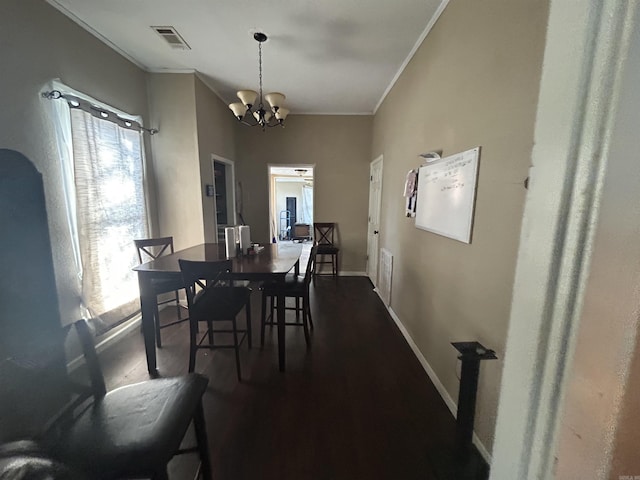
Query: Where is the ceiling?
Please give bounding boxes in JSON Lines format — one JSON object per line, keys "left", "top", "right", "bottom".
{"left": 271, "top": 167, "right": 313, "bottom": 179}
{"left": 47, "top": 0, "right": 446, "bottom": 115}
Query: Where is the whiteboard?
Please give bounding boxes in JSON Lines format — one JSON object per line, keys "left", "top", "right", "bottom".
{"left": 414, "top": 147, "right": 480, "bottom": 243}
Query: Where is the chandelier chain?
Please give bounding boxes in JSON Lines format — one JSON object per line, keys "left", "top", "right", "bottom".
{"left": 258, "top": 41, "right": 263, "bottom": 107}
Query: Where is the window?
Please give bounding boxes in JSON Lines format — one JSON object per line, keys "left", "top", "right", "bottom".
{"left": 48, "top": 82, "right": 149, "bottom": 331}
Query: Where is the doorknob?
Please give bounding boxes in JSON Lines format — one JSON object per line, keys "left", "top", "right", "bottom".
{"left": 374, "top": 230, "right": 379, "bottom": 234}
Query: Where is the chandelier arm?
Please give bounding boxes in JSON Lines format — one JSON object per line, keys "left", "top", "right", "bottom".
{"left": 230, "top": 32, "right": 287, "bottom": 130}
{"left": 237, "top": 113, "right": 259, "bottom": 127}
{"left": 239, "top": 118, "right": 259, "bottom": 128}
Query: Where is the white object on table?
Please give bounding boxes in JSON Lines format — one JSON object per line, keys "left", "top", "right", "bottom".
{"left": 239, "top": 225, "right": 251, "bottom": 254}
{"left": 225, "top": 227, "right": 236, "bottom": 258}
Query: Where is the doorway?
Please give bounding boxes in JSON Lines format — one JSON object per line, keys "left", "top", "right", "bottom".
{"left": 268, "top": 165, "right": 314, "bottom": 244}
{"left": 212, "top": 155, "right": 236, "bottom": 242}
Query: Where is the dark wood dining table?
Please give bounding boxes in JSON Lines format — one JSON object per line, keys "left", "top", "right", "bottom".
{"left": 133, "top": 242, "right": 303, "bottom": 375}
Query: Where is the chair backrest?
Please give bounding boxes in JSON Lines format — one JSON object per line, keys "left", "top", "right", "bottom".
{"left": 313, "top": 223, "right": 336, "bottom": 246}
{"left": 0, "top": 150, "right": 67, "bottom": 442}
{"left": 134, "top": 237, "right": 175, "bottom": 263}
{"left": 304, "top": 246, "right": 317, "bottom": 285}
{"left": 73, "top": 319, "right": 106, "bottom": 398}
{"left": 179, "top": 259, "right": 233, "bottom": 311}
{"left": 40, "top": 320, "right": 106, "bottom": 443}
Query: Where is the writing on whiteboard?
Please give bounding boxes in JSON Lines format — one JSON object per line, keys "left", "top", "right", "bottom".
{"left": 414, "top": 147, "right": 480, "bottom": 243}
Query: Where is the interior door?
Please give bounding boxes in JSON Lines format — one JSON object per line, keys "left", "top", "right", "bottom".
{"left": 366, "top": 156, "right": 383, "bottom": 286}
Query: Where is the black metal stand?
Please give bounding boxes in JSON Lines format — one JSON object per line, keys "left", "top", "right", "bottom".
{"left": 451, "top": 342, "right": 498, "bottom": 462}
{"left": 428, "top": 341, "right": 497, "bottom": 480}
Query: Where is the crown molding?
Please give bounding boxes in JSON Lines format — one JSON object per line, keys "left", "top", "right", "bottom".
{"left": 46, "top": 0, "right": 147, "bottom": 70}
{"left": 374, "top": 0, "right": 450, "bottom": 114}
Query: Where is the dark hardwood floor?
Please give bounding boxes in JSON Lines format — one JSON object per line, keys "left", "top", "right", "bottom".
{"left": 95, "top": 276, "right": 477, "bottom": 480}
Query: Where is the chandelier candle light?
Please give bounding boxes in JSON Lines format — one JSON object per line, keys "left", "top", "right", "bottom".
{"left": 229, "top": 32, "right": 289, "bottom": 130}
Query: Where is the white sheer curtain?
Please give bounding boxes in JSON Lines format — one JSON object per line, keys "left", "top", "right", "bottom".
{"left": 301, "top": 184, "right": 314, "bottom": 224}
{"left": 46, "top": 81, "right": 149, "bottom": 332}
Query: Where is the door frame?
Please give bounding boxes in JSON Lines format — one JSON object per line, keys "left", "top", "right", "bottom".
{"left": 490, "top": 1, "right": 639, "bottom": 478}
{"left": 366, "top": 155, "right": 383, "bottom": 287}
{"left": 211, "top": 154, "right": 236, "bottom": 234}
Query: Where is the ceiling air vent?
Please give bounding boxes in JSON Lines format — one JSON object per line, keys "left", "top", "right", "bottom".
{"left": 151, "top": 26, "right": 191, "bottom": 50}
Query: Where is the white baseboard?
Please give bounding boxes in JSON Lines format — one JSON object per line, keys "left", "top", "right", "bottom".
{"left": 338, "top": 271, "right": 367, "bottom": 276}
{"left": 375, "top": 288, "right": 492, "bottom": 464}
{"left": 313, "top": 270, "right": 368, "bottom": 277}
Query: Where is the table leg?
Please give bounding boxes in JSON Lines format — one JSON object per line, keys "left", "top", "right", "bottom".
{"left": 138, "top": 273, "right": 158, "bottom": 376}
{"left": 277, "top": 284, "right": 286, "bottom": 372}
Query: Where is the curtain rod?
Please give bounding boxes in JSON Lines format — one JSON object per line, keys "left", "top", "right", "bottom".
{"left": 43, "top": 90, "right": 158, "bottom": 135}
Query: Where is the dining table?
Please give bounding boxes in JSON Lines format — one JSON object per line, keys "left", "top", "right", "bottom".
{"left": 133, "top": 242, "right": 303, "bottom": 375}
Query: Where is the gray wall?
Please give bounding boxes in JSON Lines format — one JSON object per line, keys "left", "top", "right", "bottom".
{"left": 235, "top": 115, "right": 372, "bottom": 273}
{"left": 194, "top": 75, "right": 238, "bottom": 242}
{"left": 1, "top": 0, "right": 552, "bottom": 456}
{"left": 147, "top": 73, "right": 204, "bottom": 250}
{"left": 371, "top": 0, "right": 549, "bottom": 451}
{"left": 0, "top": 0, "right": 151, "bottom": 324}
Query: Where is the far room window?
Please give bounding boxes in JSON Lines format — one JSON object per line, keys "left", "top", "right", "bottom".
{"left": 46, "top": 82, "right": 150, "bottom": 331}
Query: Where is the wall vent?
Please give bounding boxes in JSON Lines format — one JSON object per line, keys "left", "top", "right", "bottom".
{"left": 151, "top": 26, "right": 191, "bottom": 50}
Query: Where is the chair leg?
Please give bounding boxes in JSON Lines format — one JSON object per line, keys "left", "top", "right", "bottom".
{"left": 154, "top": 302, "right": 162, "bottom": 348}
{"left": 232, "top": 317, "right": 242, "bottom": 381}
{"left": 313, "top": 252, "right": 318, "bottom": 278}
{"left": 189, "top": 320, "right": 198, "bottom": 373}
{"left": 174, "top": 289, "right": 182, "bottom": 320}
{"left": 246, "top": 298, "right": 252, "bottom": 349}
{"left": 305, "top": 292, "right": 314, "bottom": 330}
{"left": 295, "top": 297, "right": 301, "bottom": 323}
{"left": 193, "top": 399, "right": 213, "bottom": 480}
{"left": 260, "top": 290, "right": 267, "bottom": 347}
{"left": 207, "top": 321, "right": 215, "bottom": 346}
{"left": 270, "top": 294, "right": 275, "bottom": 323}
{"left": 301, "top": 296, "right": 310, "bottom": 347}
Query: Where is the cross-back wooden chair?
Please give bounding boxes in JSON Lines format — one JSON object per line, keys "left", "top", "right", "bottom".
{"left": 40, "top": 320, "right": 212, "bottom": 479}
{"left": 313, "top": 222, "right": 339, "bottom": 277}
{"left": 260, "top": 246, "right": 316, "bottom": 348}
{"left": 135, "top": 237, "right": 188, "bottom": 347}
{"left": 179, "top": 259, "right": 252, "bottom": 381}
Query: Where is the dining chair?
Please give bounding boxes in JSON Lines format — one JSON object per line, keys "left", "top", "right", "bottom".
{"left": 134, "top": 237, "right": 188, "bottom": 348}
{"left": 41, "top": 319, "right": 212, "bottom": 480}
{"left": 179, "top": 259, "right": 252, "bottom": 381}
{"left": 313, "top": 222, "right": 339, "bottom": 277}
{"left": 260, "top": 246, "right": 316, "bottom": 347}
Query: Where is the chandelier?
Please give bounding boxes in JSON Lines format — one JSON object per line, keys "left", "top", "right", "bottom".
{"left": 228, "top": 32, "right": 289, "bottom": 129}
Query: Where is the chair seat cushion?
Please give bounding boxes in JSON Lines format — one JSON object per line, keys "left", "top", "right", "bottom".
{"left": 261, "top": 274, "right": 305, "bottom": 296}
{"left": 191, "top": 286, "right": 252, "bottom": 321}
{"left": 316, "top": 245, "right": 339, "bottom": 254}
{"left": 53, "top": 374, "right": 208, "bottom": 478}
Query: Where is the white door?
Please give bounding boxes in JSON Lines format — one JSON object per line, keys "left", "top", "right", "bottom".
{"left": 366, "top": 156, "right": 383, "bottom": 286}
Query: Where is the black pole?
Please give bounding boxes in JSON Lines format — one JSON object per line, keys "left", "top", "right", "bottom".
{"left": 455, "top": 354, "right": 481, "bottom": 461}
{"left": 451, "top": 342, "right": 497, "bottom": 463}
